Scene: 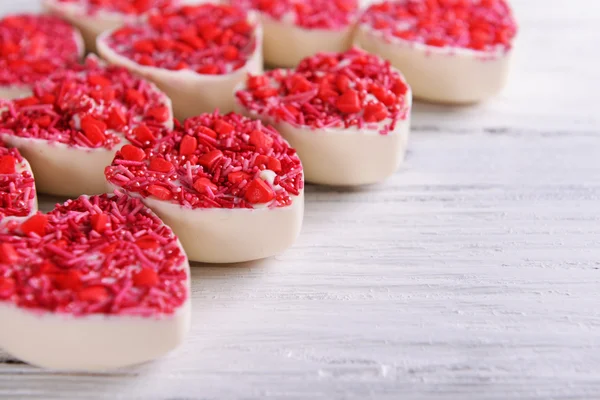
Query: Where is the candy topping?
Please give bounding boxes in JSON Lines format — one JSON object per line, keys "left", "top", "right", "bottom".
{"left": 0, "top": 143, "right": 35, "bottom": 223}
{"left": 103, "top": 4, "right": 258, "bottom": 74}
{"left": 230, "top": 0, "right": 359, "bottom": 29}
{"left": 0, "top": 14, "right": 81, "bottom": 86}
{"left": 235, "top": 48, "right": 411, "bottom": 133}
{"left": 0, "top": 56, "right": 171, "bottom": 149}
{"left": 0, "top": 193, "right": 188, "bottom": 316}
{"left": 360, "top": 0, "right": 517, "bottom": 51}
{"left": 105, "top": 112, "right": 304, "bottom": 209}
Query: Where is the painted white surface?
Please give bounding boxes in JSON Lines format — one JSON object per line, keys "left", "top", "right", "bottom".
{"left": 1, "top": 0, "right": 600, "bottom": 399}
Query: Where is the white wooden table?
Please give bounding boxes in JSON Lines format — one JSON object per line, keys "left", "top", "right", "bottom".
{"left": 2, "top": 1, "right": 600, "bottom": 399}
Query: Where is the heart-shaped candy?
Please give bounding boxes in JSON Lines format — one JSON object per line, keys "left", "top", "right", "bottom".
{"left": 0, "top": 55, "right": 172, "bottom": 197}
{"left": 0, "top": 192, "right": 191, "bottom": 371}
{"left": 106, "top": 112, "right": 304, "bottom": 263}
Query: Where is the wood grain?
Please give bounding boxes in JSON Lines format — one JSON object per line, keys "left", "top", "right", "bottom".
{"left": 1, "top": 0, "right": 600, "bottom": 399}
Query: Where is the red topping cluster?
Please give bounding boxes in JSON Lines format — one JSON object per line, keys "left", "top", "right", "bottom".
{"left": 230, "top": 0, "right": 358, "bottom": 29}
{"left": 0, "top": 193, "right": 188, "bottom": 316}
{"left": 104, "top": 4, "right": 258, "bottom": 74}
{"left": 236, "top": 48, "right": 410, "bottom": 134}
{"left": 0, "top": 14, "right": 81, "bottom": 86}
{"left": 360, "top": 0, "right": 517, "bottom": 51}
{"left": 0, "top": 56, "right": 171, "bottom": 150}
{"left": 106, "top": 112, "right": 304, "bottom": 209}
{"left": 52, "top": 0, "right": 176, "bottom": 15}
{"left": 0, "top": 144, "right": 35, "bottom": 223}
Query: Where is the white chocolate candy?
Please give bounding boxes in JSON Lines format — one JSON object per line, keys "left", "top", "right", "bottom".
{"left": 354, "top": 0, "right": 518, "bottom": 104}
{"left": 0, "top": 56, "right": 173, "bottom": 197}
{"left": 96, "top": 4, "right": 264, "bottom": 120}
{"left": 105, "top": 112, "right": 305, "bottom": 264}
{"left": 0, "top": 194, "right": 192, "bottom": 371}
{"left": 234, "top": 48, "right": 412, "bottom": 186}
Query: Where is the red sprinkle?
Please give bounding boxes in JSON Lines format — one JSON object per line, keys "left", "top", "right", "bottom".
{"left": 149, "top": 157, "right": 174, "bottom": 173}
{"left": 133, "top": 268, "right": 160, "bottom": 287}
{"left": 0, "top": 276, "right": 16, "bottom": 298}
{"left": 78, "top": 286, "right": 109, "bottom": 303}
{"left": 360, "top": 0, "right": 518, "bottom": 51}
{"left": 54, "top": 270, "right": 83, "bottom": 291}
{"left": 179, "top": 135, "right": 198, "bottom": 155}
{"left": 0, "top": 14, "right": 81, "bottom": 86}
{"left": 20, "top": 214, "right": 48, "bottom": 236}
{"left": 90, "top": 213, "right": 110, "bottom": 233}
{"left": 235, "top": 48, "right": 411, "bottom": 134}
{"left": 0, "top": 155, "right": 16, "bottom": 174}
{"left": 336, "top": 89, "right": 362, "bottom": 114}
{"left": 120, "top": 144, "right": 146, "bottom": 161}
{"left": 193, "top": 177, "right": 217, "bottom": 194}
{"left": 147, "top": 184, "right": 173, "bottom": 200}
{"left": 244, "top": 178, "right": 274, "bottom": 204}
{"left": 0, "top": 56, "right": 171, "bottom": 150}
{"left": 0, "top": 143, "right": 36, "bottom": 224}
{"left": 0, "top": 193, "right": 188, "bottom": 316}
{"left": 103, "top": 4, "right": 258, "bottom": 75}
{"left": 105, "top": 112, "right": 304, "bottom": 209}
{"left": 0, "top": 243, "right": 18, "bottom": 265}
{"left": 231, "top": 0, "right": 359, "bottom": 29}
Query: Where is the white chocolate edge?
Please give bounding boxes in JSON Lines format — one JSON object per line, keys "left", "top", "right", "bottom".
{"left": 258, "top": 12, "right": 355, "bottom": 68}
